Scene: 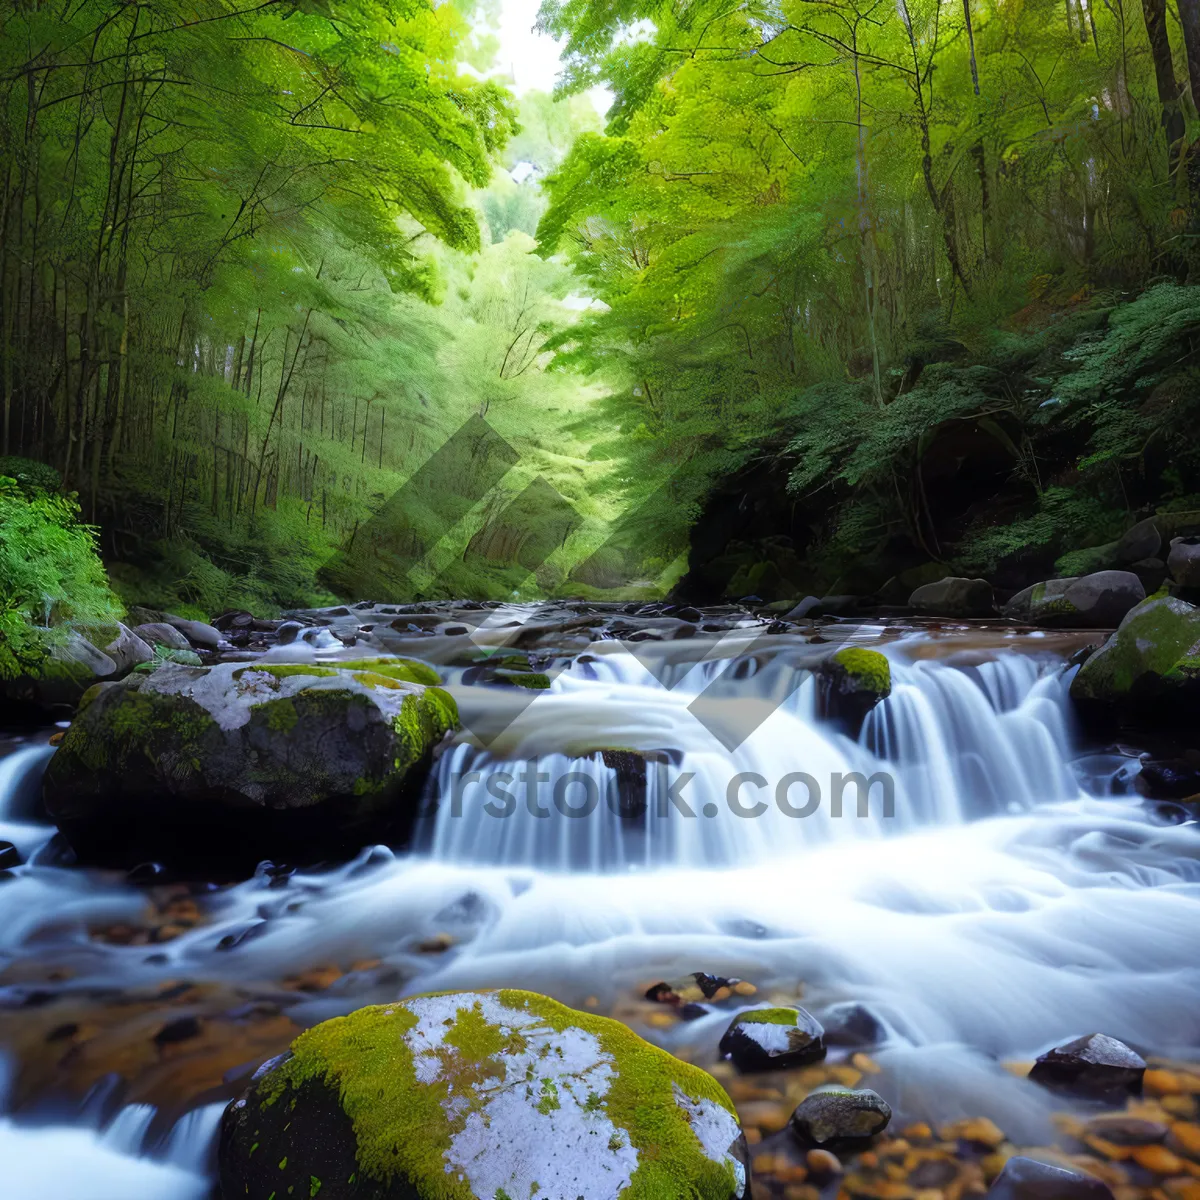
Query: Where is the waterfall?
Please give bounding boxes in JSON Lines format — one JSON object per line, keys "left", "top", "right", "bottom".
{"left": 423, "top": 643, "right": 1084, "bottom": 870}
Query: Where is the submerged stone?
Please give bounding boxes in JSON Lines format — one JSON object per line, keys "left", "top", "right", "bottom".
{"left": 719, "top": 1006, "right": 826, "bottom": 1072}
{"left": 789, "top": 1086, "right": 891, "bottom": 1147}
{"left": 986, "top": 1155, "right": 1115, "bottom": 1199}
{"left": 42, "top": 658, "right": 457, "bottom": 867}
{"left": 219, "top": 989, "right": 749, "bottom": 1200}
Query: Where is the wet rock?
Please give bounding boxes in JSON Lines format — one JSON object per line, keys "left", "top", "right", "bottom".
{"left": 789, "top": 1086, "right": 891, "bottom": 1147}
{"left": 908, "top": 577, "right": 994, "bottom": 617}
{"left": 1135, "top": 756, "right": 1200, "bottom": 799}
{"left": 1116, "top": 517, "right": 1162, "bottom": 565}
{"left": 102, "top": 624, "right": 155, "bottom": 674}
{"left": 1005, "top": 571, "right": 1145, "bottom": 627}
{"left": 1169, "top": 536, "right": 1200, "bottom": 589}
{"left": 1028, "top": 1033, "right": 1146, "bottom": 1097}
{"left": 818, "top": 1002, "right": 887, "bottom": 1047}
{"left": 1082, "top": 1114, "right": 1168, "bottom": 1144}
{"left": 720, "top": 1006, "right": 826, "bottom": 1072}
{"left": 220, "top": 990, "right": 750, "bottom": 1200}
{"left": 1070, "top": 597, "right": 1200, "bottom": 724}
{"left": 164, "top": 615, "right": 223, "bottom": 650}
{"left": 0, "top": 841, "right": 19, "bottom": 869}
{"left": 815, "top": 647, "right": 891, "bottom": 735}
{"left": 274, "top": 620, "right": 305, "bottom": 646}
{"left": 986, "top": 1155, "right": 1115, "bottom": 1199}
{"left": 1061, "top": 571, "right": 1146, "bottom": 627}
{"left": 647, "top": 972, "right": 754, "bottom": 1007}
{"left": 1131, "top": 556, "right": 1168, "bottom": 593}
{"left": 784, "top": 596, "right": 822, "bottom": 621}
{"left": 132, "top": 622, "right": 193, "bottom": 652}
{"left": 1002, "top": 578, "right": 1077, "bottom": 623}
{"left": 43, "top": 658, "right": 457, "bottom": 868}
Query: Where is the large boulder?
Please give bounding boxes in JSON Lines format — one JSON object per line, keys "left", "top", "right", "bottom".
{"left": 1070, "top": 596, "right": 1200, "bottom": 724}
{"left": 1169, "top": 536, "right": 1200, "bottom": 590}
{"left": 219, "top": 990, "right": 750, "bottom": 1200}
{"left": 1006, "top": 571, "right": 1145, "bottom": 628}
{"left": 43, "top": 657, "right": 456, "bottom": 866}
{"left": 1001, "top": 578, "right": 1077, "bottom": 624}
{"left": 908, "top": 577, "right": 994, "bottom": 617}
{"left": 1115, "top": 517, "right": 1162, "bottom": 565}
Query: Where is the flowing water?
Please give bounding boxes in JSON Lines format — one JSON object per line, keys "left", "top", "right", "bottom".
{"left": 1, "top": 619, "right": 1198, "bottom": 1196}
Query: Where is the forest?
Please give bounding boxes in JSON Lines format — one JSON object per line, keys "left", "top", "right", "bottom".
{"left": 3, "top": 0, "right": 1200, "bottom": 629}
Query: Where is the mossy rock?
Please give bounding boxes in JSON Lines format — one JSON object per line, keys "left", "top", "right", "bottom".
{"left": 816, "top": 648, "right": 891, "bottom": 736}
{"left": 1070, "top": 596, "right": 1200, "bottom": 727}
{"left": 43, "top": 661, "right": 458, "bottom": 867}
{"left": 219, "top": 989, "right": 750, "bottom": 1200}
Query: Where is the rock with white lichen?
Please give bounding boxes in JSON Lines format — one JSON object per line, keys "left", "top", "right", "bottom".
{"left": 42, "top": 657, "right": 456, "bottom": 867}
{"left": 719, "top": 1007, "right": 826, "bottom": 1072}
{"left": 218, "top": 989, "right": 750, "bottom": 1200}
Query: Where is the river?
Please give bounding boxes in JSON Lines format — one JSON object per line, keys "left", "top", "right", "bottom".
{"left": 1, "top": 610, "right": 1197, "bottom": 1197}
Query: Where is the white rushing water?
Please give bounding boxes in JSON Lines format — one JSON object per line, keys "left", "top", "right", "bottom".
{"left": 1, "top": 631, "right": 1198, "bottom": 1193}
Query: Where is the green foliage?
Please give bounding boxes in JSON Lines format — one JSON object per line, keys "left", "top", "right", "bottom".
{"left": 0, "top": 478, "right": 124, "bottom": 678}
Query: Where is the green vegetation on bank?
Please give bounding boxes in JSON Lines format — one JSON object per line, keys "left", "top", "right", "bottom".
{"left": 5, "top": 0, "right": 1200, "bottom": 608}
{"left": 0, "top": 460, "right": 123, "bottom": 680}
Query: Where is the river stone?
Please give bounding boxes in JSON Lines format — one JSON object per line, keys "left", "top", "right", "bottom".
{"left": 986, "top": 1155, "right": 1115, "bottom": 1199}
{"left": 1060, "top": 571, "right": 1145, "bottom": 627}
{"left": 1028, "top": 1033, "right": 1146, "bottom": 1097}
{"left": 219, "top": 990, "right": 750, "bottom": 1200}
{"left": 908, "top": 577, "right": 994, "bottom": 617}
{"left": 815, "top": 647, "right": 891, "bottom": 735}
{"left": 164, "top": 614, "right": 223, "bottom": 649}
{"left": 1070, "top": 597, "right": 1200, "bottom": 722}
{"left": 789, "top": 1086, "right": 891, "bottom": 1147}
{"left": 42, "top": 657, "right": 456, "bottom": 866}
{"left": 1169, "top": 536, "right": 1200, "bottom": 589}
{"left": 1116, "top": 517, "right": 1162, "bottom": 564}
{"left": 719, "top": 1006, "right": 826, "bottom": 1072}
{"left": 1001, "top": 578, "right": 1078, "bottom": 624}
{"left": 133, "top": 621, "right": 193, "bottom": 652}
{"left": 101, "top": 623, "right": 155, "bottom": 674}
{"left": 818, "top": 1002, "right": 887, "bottom": 1048}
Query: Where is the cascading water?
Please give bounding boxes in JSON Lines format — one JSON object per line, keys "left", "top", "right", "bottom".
{"left": 424, "top": 641, "right": 1082, "bottom": 868}
{"left": 1, "top": 627, "right": 1199, "bottom": 1191}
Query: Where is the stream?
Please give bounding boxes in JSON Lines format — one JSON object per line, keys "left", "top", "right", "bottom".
{"left": 1, "top": 610, "right": 1198, "bottom": 1197}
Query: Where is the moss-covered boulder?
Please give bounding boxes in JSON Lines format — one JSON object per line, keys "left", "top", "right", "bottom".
{"left": 816, "top": 647, "right": 891, "bottom": 735}
{"left": 1003, "top": 571, "right": 1145, "bottom": 627}
{"left": 1070, "top": 596, "right": 1200, "bottom": 727}
{"left": 219, "top": 989, "right": 750, "bottom": 1200}
{"left": 43, "top": 658, "right": 457, "bottom": 866}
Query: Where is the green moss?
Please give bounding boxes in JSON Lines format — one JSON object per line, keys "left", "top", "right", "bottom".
{"left": 232, "top": 664, "right": 340, "bottom": 682}
{"left": 495, "top": 671, "right": 551, "bottom": 690}
{"left": 736, "top": 1007, "right": 800, "bottom": 1026}
{"left": 331, "top": 657, "right": 441, "bottom": 686}
{"left": 1073, "top": 597, "right": 1200, "bottom": 699}
{"left": 254, "top": 990, "right": 742, "bottom": 1200}
{"left": 831, "top": 647, "right": 891, "bottom": 697}
{"left": 391, "top": 686, "right": 458, "bottom": 772}
{"left": 261, "top": 696, "right": 300, "bottom": 734}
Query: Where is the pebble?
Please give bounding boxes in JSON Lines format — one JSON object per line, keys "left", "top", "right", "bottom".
{"left": 805, "top": 1148, "right": 842, "bottom": 1175}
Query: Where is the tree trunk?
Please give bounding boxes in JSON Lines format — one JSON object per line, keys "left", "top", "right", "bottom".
{"left": 1141, "top": 0, "right": 1186, "bottom": 171}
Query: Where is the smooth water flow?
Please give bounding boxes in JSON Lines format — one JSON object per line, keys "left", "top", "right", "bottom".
{"left": 1, "top": 632, "right": 1199, "bottom": 1191}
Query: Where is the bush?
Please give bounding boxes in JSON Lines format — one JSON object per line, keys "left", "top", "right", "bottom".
{"left": 0, "top": 477, "right": 124, "bottom": 678}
